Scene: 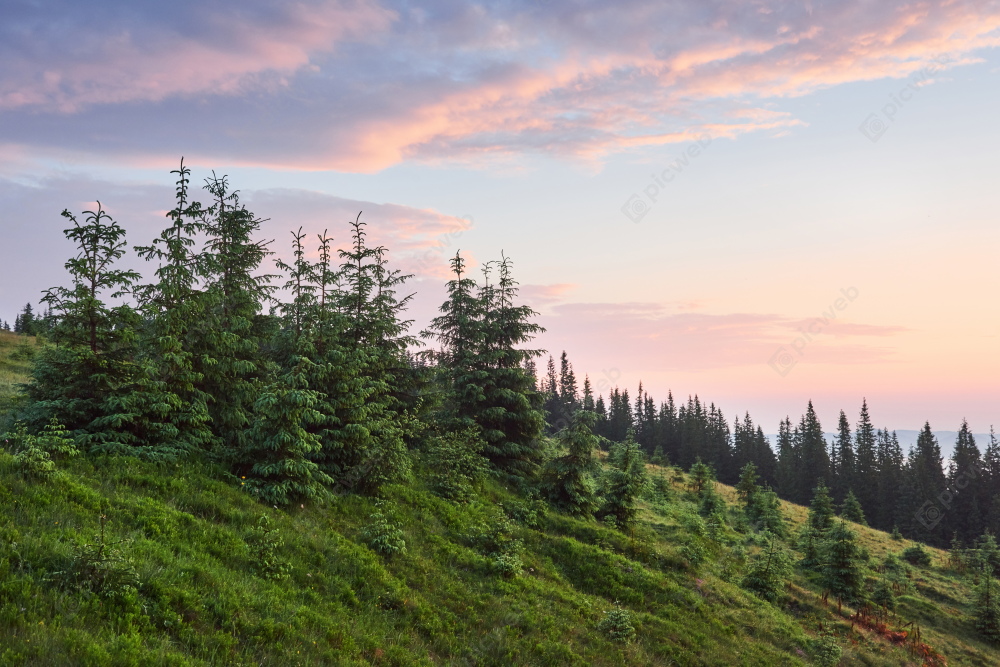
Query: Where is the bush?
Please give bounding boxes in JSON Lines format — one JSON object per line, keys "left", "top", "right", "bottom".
{"left": 362, "top": 505, "right": 407, "bottom": 557}
{"left": 246, "top": 514, "right": 292, "bottom": 579}
{"left": 468, "top": 510, "right": 523, "bottom": 577}
{"left": 52, "top": 514, "right": 139, "bottom": 597}
{"left": 598, "top": 607, "right": 635, "bottom": 643}
{"left": 902, "top": 544, "right": 932, "bottom": 567}
{"left": 424, "top": 427, "right": 490, "bottom": 502}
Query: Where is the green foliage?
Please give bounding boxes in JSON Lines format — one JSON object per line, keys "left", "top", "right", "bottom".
{"left": 363, "top": 505, "right": 407, "bottom": 557}
{"left": 423, "top": 427, "right": 490, "bottom": 502}
{"left": 810, "top": 634, "right": 843, "bottom": 667}
{"left": 839, "top": 488, "right": 868, "bottom": 525}
{"left": 972, "top": 564, "right": 1000, "bottom": 642}
{"left": 245, "top": 514, "right": 291, "bottom": 580}
{"left": 52, "top": 514, "right": 139, "bottom": 598}
{"left": 808, "top": 482, "right": 836, "bottom": 532}
{"left": 736, "top": 462, "right": 760, "bottom": 506}
{"left": 597, "top": 432, "right": 647, "bottom": 528}
{"left": 542, "top": 410, "right": 600, "bottom": 516}
{"left": 6, "top": 419, "right": 78, "bottom": 480}
{"left": 902, "top": 543, "right": 933, "bottom": 567}
{"left": 872, "top": 576, "right": 896, "bottom": 611}
{"left": 597, "top": 606, "right": 635, "bottom": 643}
{"left": 740, "top": 533, "right": 793, "bottom": 603}
{"left": 468, "top": 509, "right": 523, "bottom": 577}
{"left": 747, "top": 488, "right": 787, "bottom": 537}
{"left": 687, "top": 457, "right": 714, "bottom": 495}
{"left": 821, "top": 520, "right": 866, "bottom": 603}
{"left": 891, "top": 524, "right": 903, "bottom": 540}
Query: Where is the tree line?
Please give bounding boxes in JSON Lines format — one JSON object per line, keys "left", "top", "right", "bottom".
{"left": 536, "top": 349, "right": 1000, "bottom": 549}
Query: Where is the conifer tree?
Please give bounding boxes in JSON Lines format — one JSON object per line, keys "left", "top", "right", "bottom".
{"left": 582, "top": 375, "right": 595, "bottom": 412}
{"left": 24, "top": 203, "right": 141, "bottom": 445}
{"left": 104, "top": 159, "right": 215, "bottom": 459}
{"left": 808, "top": 482, "right": 836, "bottom": 532}
{"left": 474, "top": 253, "right": 546, "bottom": 476}
{"left": 736, "top": 462, "right": 761, "bottom": 508}
{"left": 775, "top": 417, "right": 799, "bottom": 500}
{"left": 598, "top": 430, "right": 647, "bottom": 528}
{"left": 833, "top": 410, "right": 854, "bottom": 502}
{"left": 840, "top": 490, "right": 867, "bottom": 525}
{"left": 854, "top": 399, "right": 878, "bottom": 519}
{"left": 875, "top": 429, "right": 904, "bottom": 531}
{"left": 741, "top": 533, "right": 793, "bottom": 603}
{"left": 542, "top": 410, "right": 600, "bottom": 516}
{"left": 748, "top": 487, "right": 787, "bottom": 537}
{"left": 972, "top": 564, "right": 1000, "bottom": 643}
{"left": 196, "top": 173, "right": 277, "bottom": 459}
{"left": 821, "top": 519, "right": 865, "bottom": 604}
{"left": 949, "top": 420, "right": 984, "bottom": 544}
{"left": 899, "top": 422, "right": 948, "bottom": 545}
{"left": 797, "top": 401, "right": 830, "bottom": 504}
{"left": 239, "top": 355, "right": 334, "bottom": 505}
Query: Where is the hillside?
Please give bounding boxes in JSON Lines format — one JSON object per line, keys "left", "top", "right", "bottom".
{"left": 1, "top": 334, "right": 998, "bottom": 667}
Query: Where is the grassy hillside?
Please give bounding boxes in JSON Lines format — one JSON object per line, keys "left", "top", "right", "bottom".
{"left": 1, "top": 345, "right": 997, "bottom": 666}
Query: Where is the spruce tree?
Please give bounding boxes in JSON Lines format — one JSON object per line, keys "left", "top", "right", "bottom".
{"left": 104, "top": 159, "right": 215, "bottom": 459}
{"left": 949, "top": 420, "right": 984, "bottom": 544}
{"left": 24, "top": 203, "right": 141, "bottom": 446}
{"left": 808, "top": 482, "right": 836, "bottom": 532}
{"left": 821, "top": 519, "right": 865, "bottom": 604}
{"left": 741, "top": 533, "right": 793, "bottom": 603}
{"left": 899, "top": 422, "right": 948, "bottom": 545}
{"left": 598, "top": 430, "right": 647, "bottom": 528}
{"left": 542, "top": 410, "right": 600, "bottom": 516}
{"left": 973, "top": 564, "right": 1000, "bottom": 643}
{"left": 854, "top": 399, "right": 878, "bottom": 517}
{"left": 875, "top": 429, "right": 904, "bottom": 531}
{"left": 736, "top": 462, "right": 761, "bottom": 508}
{"left": 797, "top": 401, "right": 830, "bottom": 504}
{"left": 473, "top": 253, "right": 546, "bottom": 477}
{"left": 775, "top": 417, "right": 799, "bottom": 501}
{"left": 840, "top": 490, "right": 867, "bottom": 526}
{"left": 833, "top": 410, "right": 854, "bottom": 502}
{"left": 196, "top": 173, "right": 276, "bottom": 460}
{"left": 239, "top": 355, "right": 334, "bottom": 505}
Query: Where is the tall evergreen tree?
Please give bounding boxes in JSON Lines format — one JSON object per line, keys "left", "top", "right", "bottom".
{"left": 775, "top": 416, "right": 799, "bottom": 500}
{"left": 598, "top": 430, "right": 647, "bottom": 528}
{"left": 797, "top": 401, "right": 829, "bottom": 505}
{"left": 949, "top": 420, "right": 984, "bottom": 544}
{"left": 24, "top": 203, "right": 141, "bottom": 446}
{"left": 833, "top": 410, "right": 854, "bottom": 502}
{"left": 854, "top": 399, "right": 878, "bottom": 519}
{"left": 542, "top": 410, "right": 600, "bottom": 516}
{"left": 874, "top": 429, "right": 904, "bottom": 531}
{"left": 821, "top": 520, "right": 866, "bottom": 603}
{"left": 899, "top": 422, "right": 948, "bottom": 545}
{"left": 808, "top": 482, "right": 836, "bottom": 532}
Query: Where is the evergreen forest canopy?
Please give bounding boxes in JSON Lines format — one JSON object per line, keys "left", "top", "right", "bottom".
{"left": 4, "top": 160, "right": 1000, "bottom": 548}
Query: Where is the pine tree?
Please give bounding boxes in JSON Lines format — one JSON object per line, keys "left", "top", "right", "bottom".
{"left": 104, "top": 159, "right": 215, "bottom": 459}
{"left": 582, "top": 375, "right": 595, "bottom": 412}
{"left": 797, "top": 401, "right": 830, "bottom": 504}
{"left": 196, "top": 173, "right": 277, "bottom": 460}
{"left": 949, "top": 419, "right": 984, "bottom": 543}
{"left": 775, "top": 417, "right": 799, "bottom": 501}
{"left": 854, "top": 399, "right": 878, "bottom": 518}
{"left": 808, "top": 482, "right": 836, "bottom": 532}
{"left": 736, "top": 462, "right": 761, "bottom": 508}
{"left": 542, "top": 410, "right": 600, "bottom": 516}
{"left": 24, "top": 203, "right": 141, "bottom": 446}
{"left": 598, "top": 430, "right": 647, "bottom": 528}
{"left": 874, "top": 429, "right": 904, "bottom": 531}
{"left": 833, "top": 410, "right": 854, "bottom": 502}
{"left": 821, "top": 519, "right": 865, "bottom": 604}
{"left": 741, "top": 533, "right": 793, "bottom": 603}
{"left": 840, "top": 490, "right": 867, "bottom": 526}
{"left": 972, "top": 564, "right": 1000, "bottom": 643}
{"left": 899, "top": 422, "right": 948, "bottom": 545}
{"left": 240, "top": 355, "right": 334, "bottom": 505}
{"left": 474, "top": 253, "right": 546, "bottom": 476}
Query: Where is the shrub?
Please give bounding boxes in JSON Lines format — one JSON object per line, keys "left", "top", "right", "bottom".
{"left": 901, "top": 544, "right": 932, "bottom": 567}
{"left": 598, "top": 607, "right": 635, "bottom": 643}
{"left": 468, "top": 510, "right": 523, "bottom": 577}
{"left": 891, "top": 525, "right": 903, "bottom": 541}
{"left": 362, "top": 506, "right": 407, "bottom": 557}
{"left": 740, "top": 534, "right": 793, "bottom": 603}
{"left": 501, "top": 498, "right": 546, "bottom": 529}
{"left": 424, "top": 427, "right": 490, "bottom": 502}
{"left": 52, "top": 514, "right": 139, "bottom": 597}
{"left": 246, "top": 514, "right": 292, "bottom": 579}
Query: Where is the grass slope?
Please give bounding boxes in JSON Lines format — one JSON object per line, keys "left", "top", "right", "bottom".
{"left": 0, "top": 343, "right": 996, "bottom": 666}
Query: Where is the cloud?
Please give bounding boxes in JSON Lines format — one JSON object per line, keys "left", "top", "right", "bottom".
{"left": 1, "top": 0, "right": 998, "bottom": 169}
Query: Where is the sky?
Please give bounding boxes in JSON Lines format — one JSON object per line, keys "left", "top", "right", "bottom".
{"left": 1, "top": 0, "right": 999, "bottom": 443}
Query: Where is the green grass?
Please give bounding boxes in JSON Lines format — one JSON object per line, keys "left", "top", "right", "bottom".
{"left": 1, "top": 354, "right": 997, "bottom": 666}
{"left": 0, "top": 331, "right": 36, "bottom": 415}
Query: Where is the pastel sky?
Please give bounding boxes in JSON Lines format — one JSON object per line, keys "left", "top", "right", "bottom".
{"left": 2, "top": 0, "right": 999, "bottom": 442}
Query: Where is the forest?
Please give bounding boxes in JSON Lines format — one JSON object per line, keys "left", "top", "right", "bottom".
{"left": 1, "top": 161, "right": 998, "bottom": 666}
